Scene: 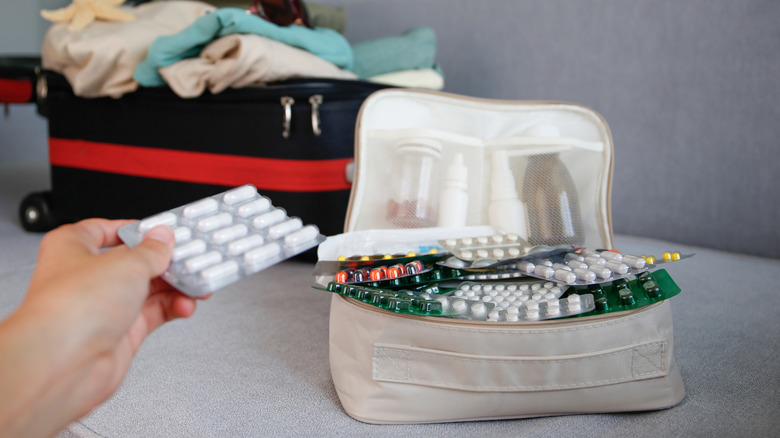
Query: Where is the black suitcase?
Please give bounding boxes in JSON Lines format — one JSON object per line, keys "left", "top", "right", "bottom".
{"left": 16, "top": 69, "right": 388, "bottom": 236}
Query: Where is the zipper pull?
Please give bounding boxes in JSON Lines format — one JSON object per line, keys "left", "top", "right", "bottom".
{"left": 309, "top": 94, "right": 323, "bottom": 137}
{"left": 281, "top": 96, "right": 295, "bottom": 139}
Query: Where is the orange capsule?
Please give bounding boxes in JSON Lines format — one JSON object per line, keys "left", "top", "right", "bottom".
{"left": 370, "top": 268, "right": 386, "bottom": 281}
{"left": 335, "top": 271, "right": 348, "bottom": 283}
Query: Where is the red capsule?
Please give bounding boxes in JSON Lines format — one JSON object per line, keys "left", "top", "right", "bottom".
{"left": 386, "top": 266, "right": 401, "bottom": 279}
{"left": 405, "top": 260, "right": 424, "bottom": 275}
{"left": 335, "top": 271, "right": 349, "bottom": 283}
{"left": 370, "top": 267, "right": 387, "bottom": 281}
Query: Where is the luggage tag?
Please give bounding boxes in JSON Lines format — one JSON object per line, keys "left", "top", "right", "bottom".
{"left": 119, "top": 185, "right": 325, "bottom": 297}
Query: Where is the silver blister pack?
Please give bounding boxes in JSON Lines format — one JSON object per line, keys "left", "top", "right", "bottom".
{"left": 118, "top": 185, "right": 325, "bottom": 297}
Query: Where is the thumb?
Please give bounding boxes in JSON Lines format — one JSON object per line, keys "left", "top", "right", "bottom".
{"left": 128, "top": 225, "right": 175, "bottom": 278}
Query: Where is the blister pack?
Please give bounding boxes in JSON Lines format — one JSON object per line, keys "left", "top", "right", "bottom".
{"left": 119, "top": 185, "right": 325, "bottom": 297}
{"left": 453, "top": 280, "right": 594, "bottom": 322}
{"left": 514, "top": 249, "right": 649, "bottom": 285}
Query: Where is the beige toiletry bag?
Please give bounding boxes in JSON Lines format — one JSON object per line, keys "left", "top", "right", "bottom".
{"left": 326, "top": 89, "right": 685, "bottom": 423}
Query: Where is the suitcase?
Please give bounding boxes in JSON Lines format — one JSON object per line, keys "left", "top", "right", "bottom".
{"left": 15, "top": 68, "right": 388, "bottom": 237}
{"left": 320, "top": 88, "right": 685, "bottom": 423}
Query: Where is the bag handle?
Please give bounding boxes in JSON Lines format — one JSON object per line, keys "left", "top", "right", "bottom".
{"left": 373, "top": 339, "right": 668, "bottom": 392}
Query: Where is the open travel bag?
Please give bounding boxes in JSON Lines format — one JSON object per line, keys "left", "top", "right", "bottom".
{"left": 324, "top": 89, "right": 685, "bottom": 423}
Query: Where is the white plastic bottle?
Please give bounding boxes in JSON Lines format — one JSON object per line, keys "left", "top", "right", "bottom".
{"left": 437, "top": 153, "right": 469, "bottom": 227}
{"left": 487, "top": 150, "right": 529, "bottom": 239}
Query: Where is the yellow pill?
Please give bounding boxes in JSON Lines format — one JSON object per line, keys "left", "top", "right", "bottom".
{"left": 337, "top": 255, "right": 346, "bottom": 261}
{"left": 645, "top": 256, "right": 656, "bottom": 265}
{"left": 406, "top": 251, "right": 416, "bottom": 257}
{"left": 428, "top": 248, "right": 438, "bottom": 254}
{"left": 663, "top": 252, "right": 672, "bottom": 262}
{"left": 672, "top": 252, "right": 682, "bottom": 261}
{"left": 383, "top": 254, "right": 393, "bottom": 259}
{"left": 360, "top": 255, "right": 370, "bottom": 261}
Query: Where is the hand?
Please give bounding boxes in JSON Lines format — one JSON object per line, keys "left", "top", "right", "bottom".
{"left": 0, "top": 219, "right": 201, "bottom": 438}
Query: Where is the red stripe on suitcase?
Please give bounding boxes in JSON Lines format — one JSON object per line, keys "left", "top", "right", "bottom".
{"left": 49, "top": 138, "right": 352, "bottom": 192}
{"left": 0, "top": 78, "right": 34, "bottom": 103}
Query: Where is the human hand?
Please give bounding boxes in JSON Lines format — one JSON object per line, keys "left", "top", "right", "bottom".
{"left": 0, "top": 219, "right": 202, "bottom": 438}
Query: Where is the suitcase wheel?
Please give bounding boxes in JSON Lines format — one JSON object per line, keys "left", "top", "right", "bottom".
{"left": 19, "top": 191, "right": 59, "bottom": 232}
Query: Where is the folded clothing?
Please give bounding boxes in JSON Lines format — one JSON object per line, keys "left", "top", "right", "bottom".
{"left": 159, "top": 34, "right": 357, "bottom": 98}
{"left": 351, "top": 27, "right": 438, "bottom": 79}
{"left": 367, "top": 67, "right": 444, "bottom": 90}
{"left": 41, "top": 1, "right": 215, "bottom": 98}
{"left": 134, "top": 7, "right": 354, "bottom": 88}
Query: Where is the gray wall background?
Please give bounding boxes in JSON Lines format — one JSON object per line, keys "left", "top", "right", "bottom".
{"left": 1, "top": 0, "right": 779, "bottom": 258}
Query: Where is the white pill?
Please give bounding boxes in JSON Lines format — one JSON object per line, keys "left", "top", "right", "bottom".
{"left": 505, "top": 295, "right": 517, "bottom": 303}
{"left": 550, "top": 286, "right": 564, "bottom": 297}
{"left": 605, "top": 260, "right": 630, "bottom": 275}
{"left": 444, "top": 238, "right": 458, "bottom": 248}
{"left": 574, "top": 268, "right": 597, "bottom": 282}
{"left": 493, "top": 295, "right": 505, "bottom": 303}
{"left": 568, "top": 294, "right": 582, "bottom": 309}
{"left": 487, "top": 310, "right": 501, "bottom": 321}
{"left": 506, "top": 313, "right": 520, "bottom": 322}
{"left": 527, "top": 301, "right": 540, "bottom": 311}
{"left": 476, "top": 249, "right": 489, "bottom": 258}
{"left": 173, "top": 226, "right": 192, "bottom": 243}
{"left": 584, "top": 256, "right": 607, "bottom": 266}
{"left": 227, "top": 234, "right": 265, "bottom": 256}
{"left": 553, "top": 263, "right": 572, "bottom": 271}
{"left": 436, "top": 296, "right": 450, "bottom": 310}
{"left": 517, "top": 261, "right": 535, "bottom": 274}
{"left": 183, "top": 198, "right": 218, "bottom": 219}
{"left": 244, "top": 242, "right": 282, "bottom": 265}
{"left": 564, "top": 252, "right": 584, "bottom": 262}
{"left": 477, "top": 236, "right": 489, "bottom": 244}
{"left": 545, "top": 292, "right": 557, "bottom": 300}
{"left": 237, "top": 198, "right": 271, "bottom": 218}
{"left": 531, "top": 293, "right": 543, "bottom": 301}
{"left": 284, "top": 225, "right": 320, "bottom": 247}
{"left": 532, "top": 283, "right": 542, "bottom": 291}
{"left": 492, "top": 248, "right": 505, "bottom": 259}
{"left": 200, "top": 260, "right": 239, "bottom": 283}
{"left": 526, "top": 309, "right": 540, "bottom": 319}
{"left": 212, "top": 224, "right": 248, "bottom": 244}
{"left": 507, "top": 247, "right": 521, "bottom": 257}
{"left": 534, "top": 265, "right": 555, "bottom": 279}
{"left": 197, "top": 212, "right": 232, "bottom": 232}
{"left": 172, "top": 239, "right": 206, "bottom": 262}
{"left": 465, "top": 290, "right": 476, "bottom": 298}
{"left": 454, "top": 290, "right": 465, "bottom": 297}
{"left": 544, "top": 282, "right": 555, "bottom": 289}
{"left": 491, "top": 234, "right": 504, "bottom": 244}
{"left": 519, "top": 284, "right": 530, "bottom": 291}
{"left": 461, "top": 237, "right": 473, "bottom": 245}
{"left": 537, "top": 259, "right": 553, "bottom": 267}
{"left": 478, "top": 284, "right": 488, "bottom": 292}
{"left": 452, "top": 299, "right": 468, "bottom": 314}
{"left": 184, "top": 251, "right": 222, "bottom": 273}
{"left": 568, "top": 260, "right": 588, "bottom": 270}
{"left": 459, "top": 250, "right": 474, "bottom": 260}
{"left": 139, "top": 212, "right": 177, "bottom": 233}
{"left": 546, "top": 304, "right": 561, "bottom": 315}
{"left": 253, "top": 208, "right": 286, "bottom": 229}
{"left": 470, "top": 302, "right": 488, "bottom": 317}
{"left": 506, "top": 234, "right": 520, "bottom": 242}
{"left": 268, "top": 218, "right": 303, "bottom": 240}
{"left": 222, "top": 185, "right": 257, "bottom": 205}
{"left": 590, "top": 265, "right": 613, "bottom": 279}
{"left": 507, "top": 305, "right": 521, "bottom": 315}
{"left": 622, "top": 254, "right": 647, "bottom": 269}
{"left": 507, "top": 285, "right": 518, "bottom": 292}
{"left": 481, "top": 295, "right": 492, "bottom": 302}
{"left": 599, "top": 251, "right": 623, "bottom": 262}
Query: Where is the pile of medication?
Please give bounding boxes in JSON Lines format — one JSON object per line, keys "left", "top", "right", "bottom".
{"left": 119, "top": 185, "right": 324, "bottom": 297}
{"left": 316, "top": 232, "right": 688, "bottom": 321}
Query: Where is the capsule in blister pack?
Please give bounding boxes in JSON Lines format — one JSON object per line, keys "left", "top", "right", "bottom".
{"left": 518, "top": 249, "right": 651, "bottom": 286}
{"left": 119, "top": 185, "right": 325, "bottom": 297}
{"left": 452, "top": 280, "right": 593, "bottom": 322}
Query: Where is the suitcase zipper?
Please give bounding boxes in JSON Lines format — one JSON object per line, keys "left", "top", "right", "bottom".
{"left": 280, "top": 96, "right": 294, "bottom": 139}
{"left": 309, "top": 94, "right": 323, "bottom": 137}
{"left": 340, "top": 294, "right": 661, "bottom": 328}
{"left": 280, "top": 94, "right": 324, "bottom": 139}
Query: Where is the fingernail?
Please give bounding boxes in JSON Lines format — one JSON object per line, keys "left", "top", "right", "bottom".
{"left": 145, "top": 225, "right": 174, "bottom": 244}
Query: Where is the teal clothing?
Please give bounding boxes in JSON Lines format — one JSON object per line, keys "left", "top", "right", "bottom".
{"left": 351, "top": 27, "right": 437, "bottom": 79}
{"left": 133, "top": 8, "right": 354, "bottom": 87}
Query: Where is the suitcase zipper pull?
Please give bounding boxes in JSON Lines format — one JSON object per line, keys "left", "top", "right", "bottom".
{"left": 309, "top": 94, "right": 323, "bottom": 137}
{"left": 281, "top": 96, "right": 295, "bottom": 138}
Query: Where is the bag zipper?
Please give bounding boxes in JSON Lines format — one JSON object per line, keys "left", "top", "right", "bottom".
{"left": 339, "top": 294, "right": 663, "bottom": 328}
{"left": 279, "top": 94, "right": 324, "bottom": 139}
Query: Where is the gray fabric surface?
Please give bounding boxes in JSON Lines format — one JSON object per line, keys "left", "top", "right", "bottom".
{"left": 0, "top": 165, "right": 778, "bottom": 436}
